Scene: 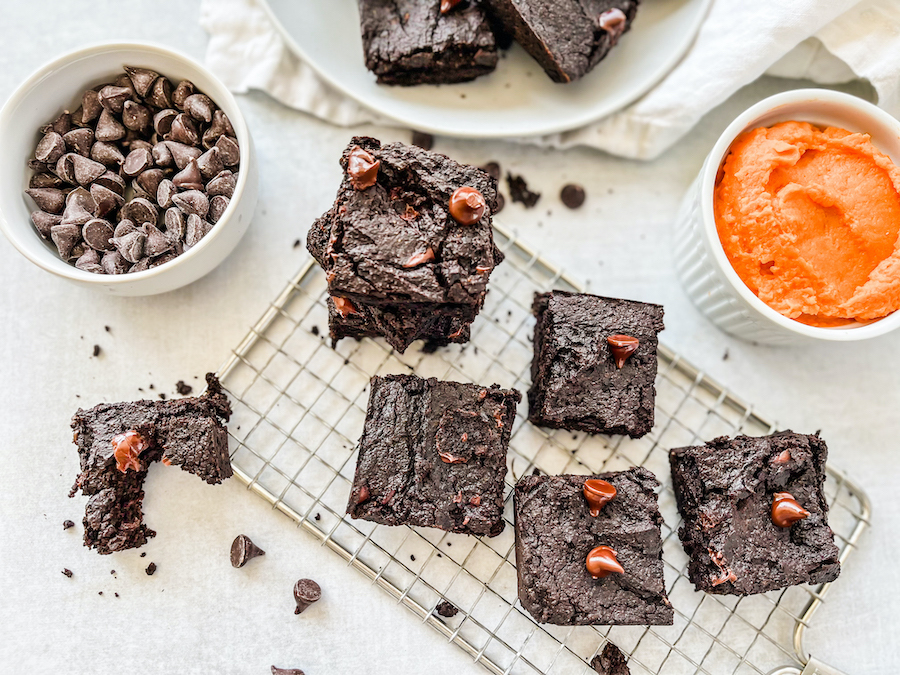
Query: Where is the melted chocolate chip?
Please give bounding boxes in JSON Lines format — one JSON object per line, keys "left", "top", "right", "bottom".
{"left": 111, "top": 430, "right": 148, "bottom": 473}
{"left": 231, "top": 534, "right": 266, "bottom": 568}
{"left": 449, "top": 186, "right": 486, "bottom": 225}
{"left": 332, "top": 296, "right": 358, "bottom": 317}
{"left": 403, "top": 247, "right": 435, "bottom": 268}
{"left": 586, "top": 545, "right": 624, "bottom": 579}
{"left": 440, "top": 0, "right": 463, "bottom": 14}
{"left": 598, "top": 8, "right": 628, "bottom": 46}
{"left": 607, "top": 335, "right": 639, "bottom": 369}
{"left": 347, "top": 145, "right": 380, "bottom": 190}
{"left": 293, "top": 578, "right": 321, "bottom": 615}
{"left": 583, "top": 479, "right": 616, "bottom": 516}
{"left": 771, "top": 492, "right": 809, "bottom": 528}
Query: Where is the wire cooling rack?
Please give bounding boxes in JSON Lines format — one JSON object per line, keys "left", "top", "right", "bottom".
{"left": 216, "top": 223, "right": 870, "bottom": 675}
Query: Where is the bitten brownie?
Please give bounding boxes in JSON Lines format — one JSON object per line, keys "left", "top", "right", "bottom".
{"left": 670, "top": 431, "right": 841, "bottom": 596}
{"left": 347, "top": 374, "right": 520, "bottom": 537}
{"left": 307, "top": 137, "right": 503, "bottom": 352}
{"left": 358, "top": 0, "right": 498, "bottom": 85}
{"left": 528, "top": 291, "right": 664, "bottom": 438}
{"left": 515, "top": 469, "right": 673, "bottom": 625}
{"left": 69, "top": 374, "right": 232, "bottom": 554}
{"left": 482, "top": 0, "right": 640, "bottom": 83}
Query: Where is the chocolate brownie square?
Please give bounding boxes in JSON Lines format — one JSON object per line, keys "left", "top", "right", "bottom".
{"left": 528, "top": 291, "right": 664, "bottom": 438}
{"left": 358, "top": 0, "right": 498, "bottom": 85}
{"left": 670, "top": 431, "right": 841, "bottom": 596}
{"left": 347, "top": 374, "right": 520, "bottom": 537}
{"left": 482, "top": 0, "right": 639, "bottom": 83}
{"left": 69, "top": 374, "right": 232, "bottom": 554}
{"left": 514, "top": 469, "right": 673, "bottom": 625}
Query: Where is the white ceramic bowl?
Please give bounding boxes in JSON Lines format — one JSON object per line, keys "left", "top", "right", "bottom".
{"left": 0, "top": 42, "right": 258, "bottom": 296}
{"left": 674, "top": 89, "right": 900, "bottom": 344}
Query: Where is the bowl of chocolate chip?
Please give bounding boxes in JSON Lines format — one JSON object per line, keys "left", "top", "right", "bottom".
{"left": 0, "top": 42, "right": 257, "bottom": 295}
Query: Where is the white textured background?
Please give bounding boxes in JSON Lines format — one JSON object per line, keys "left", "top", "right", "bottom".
{"left": 0, "top": 2, "right": 896, "bottom": 673}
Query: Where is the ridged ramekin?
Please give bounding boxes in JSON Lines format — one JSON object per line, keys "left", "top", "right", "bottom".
{"left": 674, "top": 89, "right": 900, "bottom": 344}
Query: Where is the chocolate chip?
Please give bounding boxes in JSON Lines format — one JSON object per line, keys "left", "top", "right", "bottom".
{"left": 598, "top": 8, "right": 628, "bottom": 45}
{"left": 607, "top": 334, "right": 639, "bottom": 369}
{"left": 101, "top": 250, "right": 129, "bottom": 275}
{"left": 146, "top": 76, "right": 173, "bottom": 109}
{"left": 153, "top": 108, "right": 178, "bottom": 136}
{"left": 231, "top": 534, "right": 266, "bottom": 568}
{"left": 75, "top": 249, "right": 103, "bottom": 273}
{"left": 90, "top": 141, "right": 125, "bottom": 167}
{"left": 82, "top": 218, "right": 115, "bottom": 251}
{"left": 481, "top": 161, "right": 501, "bottom": 181}
{"left": 196, "top": 147, "right": 223, "bottom": 180}
{"left": 172, "top": 80, "right": 197, "bottom": 110}
{"left": 94, "top": 171, "right": 126, "bottom": 195}
{"left": 183, "top": 94, "right": 215, "bottom": 123}
{"left": 586, "top": 545, "right": 624, "bottom": 579}
{"left": 164, "top": 208, "right": 186, "bottom": 241}
{"left": 98, "top": 85, "right": 132, "bottom": 113}
{"left": 26, "top": 188, "right": 65, "bottom": 214}
{"left": 435, "top": 600, "right": 459, "bottom": 617}
{"left": 35, "top": 132, "right": 66, "bottom": 163}
{"left": 173, "top": 190, "right": 209, "bottom": 218}
{"left": 142, "top": 223, "right": 172, "bottom": 257}
{"left": 112, "top": 230, "right": 146, "bottom": 263}
{"left": 507, "top": 173, "right": 540, "bottom": 208}
{"left": 583, "top": 479, "right": 616, "bottom": 516}
{"left": 95, "top": 109, "right": 126, "bottom": 142}
{"left": 152, "top": 141, "right": 174, "bottom": 168}
{"left": 31, "top": 211, "right": 61, "bottom": 239}
{"left": 208, "top": 195, "right": 229, "bottom": 224}
{"left": 62, "top": 569, "right": 73, "bottom": 578}
{"left": 206, "top": 170, "right": 236, "bottom": 198}
{"left": 62, "top": 153, "right": 106, "bottom": 186}
{"left": 347, "top": 145, "right": 379, "bottom": 190}
{"left": 50, "top": 223, "right": 81, "bottom": 258}
{"left": 63, "top": 520, "right": 75, "bottom": 530}
{"left": 114, "top": 219, "right": 136, "bottom": 238}
{"left": 175, "top": 380, "right": 193, "bottom": 396}
{"left": 124, "top": 66, "right": 159, "bottom": 98}
{"left": 122, "top": 100, "right": 151, "bottom": 132}
{"left": 214, "top": 136, "right": 240, "bottom": 166}
{"left": 771, "top": 492, "right": 809, "bottom": 528}
{"left": 156, "top": 179, "right": 177, "bottom": 209}
{"left": 560, "top": 183, "right": 586, "bottom": 209}
{"left": 449, "top": 186, "right": 486, "bottom": 225}
{"left": 63, "top": 128, "right": 95, "bottom": 157}
{"left": 122, "top": 148, "right": 153, "bottom": 177}
{"left": 30, "top": 172, "right": 65, "bottom": 189}
{"left": 293, "top": 578, "right": 321, "bottom": 615}
{"left": 184, "top": 214, "right": 212, "bottom": 247}
{"left": 136, "top": 168, "right": 165, "bottom": 199}
{"left": 166, "top": 113, "right": 200, "bottom": 146}
{"left": 145, "top": 562, "right": 157, "bottom": 576}
{"left": 121, "top": 197, "right": 158, "bottom": 225}
{"left": 172, "top": 159, "right": 204, "bottom": 190}
{"left": 271, "top": 668, "right": 305, "bottom": 675}
{"left": 411, "top": 131, "right": 434, "bottom": 150}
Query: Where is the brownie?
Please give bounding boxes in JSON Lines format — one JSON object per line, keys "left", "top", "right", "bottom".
{"left": 347, "top": 374, "right": 520, "bottom": 537}
{"left": 670, "top": 431, "right": 841, "bottom": 596}
{"left": 69, "top": 374, "right": 232, "bottom": 554}
{"left": 483, "top": 0, "right": 639, "bottom": 83}
{"left": 358, "top": 0, "right": 498, "bottom": 85}
{"left": 528, "top": 291, "right": 664, "bottom": 438}
{"left": 514, "top": 469, "right": 673, "bottom": 625}
{"left": 591, "top": 642, "right": 630, "bottom": 675}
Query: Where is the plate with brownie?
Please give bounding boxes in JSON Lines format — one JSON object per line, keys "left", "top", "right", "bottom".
{"left": 260, "top": 0, "right": 713, "bottom": 137}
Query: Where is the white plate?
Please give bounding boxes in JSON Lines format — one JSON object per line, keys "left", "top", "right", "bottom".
{"left": 260, "top": 0, "right": 712, "bottom": 138}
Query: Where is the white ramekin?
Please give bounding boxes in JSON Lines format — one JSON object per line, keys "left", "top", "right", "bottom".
{"left": 674, "top": 89, "right": 900, "bottom": 344}
{"left": 0, "top": 42, "right": 258, "bottom": 296}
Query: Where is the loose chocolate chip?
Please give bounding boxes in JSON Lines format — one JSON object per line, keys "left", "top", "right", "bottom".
{"left": 98, "top": 85, "right": 132, "bottom": 113}
{"left": 607, "top": 334, "right": 639, "bottom": 368}
{"left": 158, "top": 393, "right": 167, "bottom": 400}
{"left": 164, "top": 208, "right": 186, "bottom": 241}
{"left": 183, "top": 93, "right": 215, "bottom": 123}
{"left": 26, "top": 188, "right": 65, "bottom": 214}
{"left": 122, "top": 148, "right": 153, "bottom": 177}
{"left": 112, "top": 230, "right": 146, "bottom": 263}
{"left": 82, "top": 218, "right": 115, "bottom": 251}
{"left": 347, "top": 145, "right": 380, "bottom": 190}
{"left": 175, "top": 380, "right": 193, "bottom": 396}
{"left": 124, "top": 66, "right": 159, "bottom": 98}
{"left": 184, "top": 214, "right": 211, "bottom": 247}
{"left": 122, "top": 100, "right": 151, "bottom": 132}
{"left": 449, "top": 186, "right": 486, "bottom": 225}
{"left": 411, "top": 131, "right": 434, "bottom": 150}
{"left": 62, "top": 569, "right": 73, "bottom": 578}
{"left": 31, "top": 210, "right": 61, "bottom": 239}
{"left": 560, "top": 183, "right": 586, "bottom": 209}
{"left": 435, "top": 600, "right": 459, "bottom": 617}
{"left": 90, "top": 141, "right": 125, "bottom": 167}
{"left": 271, "top": 668, "right": 305, "bottom": 675}
{"left": 586, "top": 545, "right": 624, "bottom": 579}
{"left": 584, "top": 479, "right": 617, "bottom": 516}
{"left": 214, "top": 135, "right": 240, "bottom": 166}
{"left": 146, "top": 76, "right": 174, "bottom": 109}
{"left": 206, "top": 170, "right": 236, "bottom": 198}
{"left": 507, "top": 173, "right": 541, "bottom": 208}
{"left": 50, "top": 223, "right": 81, "bottom": 258}
{"left": 208, "top": 195, "right": 229, "bottom": 224}
{"left": 145, "top": 562, "right": 157, "bottom": 576}
{"left": 35, "top": 132, "right": 66, "bottom": 164}
{"left": 231, "top": 534, "right": 266, "bottom": 568}
{"left": 63, "top": 128, "right": 95, "bottom": 157}
{"left": 173, "top": 190, "right": 209, "bottom": 218}
{"left": 172, "top": 80, "right": 196, "bottom": 110}
{"left": 293, "top": 239, "right": 301, "bottom": 249}
{"left": 63, "top": 520, "right": 75, "bottom": 530}
{"left": 293, "top": 578, "right": 321, "bottom": 615}
{"left": 166, "top": 141, "right": 202, "bottom": 170}
{"left": 167, "top": 113, "right": 200, "bottom": 146}
{"left": 101, "top": 250, "right": 129, "bottom": 275}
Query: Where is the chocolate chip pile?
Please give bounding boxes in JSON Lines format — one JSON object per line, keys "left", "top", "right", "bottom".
{"left": 25, "top": 66, "right": 240, "bottom": 275}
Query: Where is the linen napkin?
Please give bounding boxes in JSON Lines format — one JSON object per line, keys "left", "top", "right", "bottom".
{"left": 200, "top": 0, "right": 900, "bottom": 160}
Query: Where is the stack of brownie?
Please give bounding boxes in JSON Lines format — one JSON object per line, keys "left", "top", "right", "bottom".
{"left": 307, "top": 136, "right": 503, "bottom": 352}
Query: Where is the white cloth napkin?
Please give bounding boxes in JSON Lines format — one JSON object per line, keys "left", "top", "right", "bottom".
{"left": 200, "top": 0, "right": 900, "bottom": 160}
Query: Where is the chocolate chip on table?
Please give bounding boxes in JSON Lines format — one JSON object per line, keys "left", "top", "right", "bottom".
{"left": 411, "top": 130, "right": 434, "bottom": 150}
{"left": 231, "top": 534, "right": 266, "bottom": 568}
{"left": 175, "top": 380, "right": 193, "bottom": 396}
{"left": 271, "top": 667, "right": 305, "bottom": 675}
{"left": 435, "top": 600, "right": 459, "bottom": 617}
{"left": 293, "top": 578, "right": 321, "bottom": 615}
{"left": 63, "top": 520, "right": 75, "bottom": 530}
{"left": 560, "top": 183, "right": 586, "bottom": 209}
{"left": 62, "top": 569, "right": 73, "bottom": 578}
{"left": 507, "top": 173, "right": 541, "bottom": 207}
{"left": 23, "top": 66, "right": 240, "bottom": 275}
{"left": 145, "top": 562, "right": 157, "bottom": 576}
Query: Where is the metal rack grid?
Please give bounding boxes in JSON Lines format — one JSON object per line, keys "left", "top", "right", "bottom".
{"left": 216, "top": 224, "right": 870, "bottom": 675}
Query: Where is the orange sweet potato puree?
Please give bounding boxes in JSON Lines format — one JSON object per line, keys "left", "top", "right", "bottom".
{"left": 714, "top": 120, "right": 900, "bottom": 326}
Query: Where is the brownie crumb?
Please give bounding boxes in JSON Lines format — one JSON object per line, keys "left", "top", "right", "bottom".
{"left": 435, "top": 600, "right": 459, "bottom": 618}
{"left": 590, "top": 642, "right": 630, "bottom": 675}
{"left": 293, "top": 239, "right": 301, "bottom": 249}
{"left": 104, "top": 326, "right": 111, "bottom": 332}
{"left": 411, "top": 131, "right": 434, "bottom": 150}
{"left": 140, "top": 552, "right": 147, "bottom": 558}
{"left": 63, "top": 520, "right": 75, "bottom": 530}
{"left": 410, "top": 554, "right": 416, "bottom": 561}
{"left": 311, "top": 325, "right": 320, "bottom": 336}
{"left": 62, "top": 568, "right": 73, "bottom": 578}
{"left": 158, "top": 393, "right": 167, "bottom": 400}
{"left": 92, "top": 344, "right": 101, "bottom": 357}
{"left": 175, "top": 380, "right": 193, "bottom": 396}
{"left": 271, "top": 667, "right": 305, "bottom": 675}
{"left": 114, "top": 592, "right": 120, "bottom": 598}
{"left": 507, "top": 173, "right": 540, "bottom": 208}
{"left": 723, "top": 350, "right": 729, "bottom": 361}
{"left": 560, "top": 184, "right": 586, "bottom": 209}
{"left": 110, "top": 570, "right": 116, "bottom": 575}
{"left": 148, "top": 384, "right": 154, "bottom": 390}
{"left": 314, "top": 513, "right": 321, "bottom": 521}
{"left": 146, "top": 562, "right": 157, "bottom": 576}
{"left": 98, "top": 592, "right": 103, "bottom": 596}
